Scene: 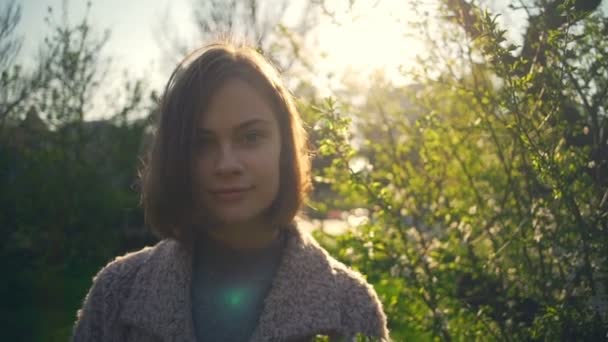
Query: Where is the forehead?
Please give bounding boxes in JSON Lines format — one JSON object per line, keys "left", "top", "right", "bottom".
{"left": 199, "top": 79, "right": 277, "bottom": 130}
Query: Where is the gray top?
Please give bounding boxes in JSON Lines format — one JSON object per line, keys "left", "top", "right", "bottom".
{"left": 191, "top": 231, "right": 286, "bottom": 342}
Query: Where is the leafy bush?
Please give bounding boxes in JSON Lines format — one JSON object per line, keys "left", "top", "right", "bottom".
{"left": 311, "top": 1, "right": 608, "bottom": 340}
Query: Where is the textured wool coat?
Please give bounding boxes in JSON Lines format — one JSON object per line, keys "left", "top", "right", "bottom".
{"left": 72, "top": 224, "right": 389, "bottom": 342}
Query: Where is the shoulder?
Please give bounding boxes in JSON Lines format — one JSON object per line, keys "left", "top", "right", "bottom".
{"left": 89, "top": 242, "right": 160, "bottom": 291}
{"left": 289, "top": 226, "right": 389, "bottom": 339}
{"left": 72, "top": 241, "right": 167, "bottom": 341}
{"left": 328, "top": 255, "right": 389, "bottom": 340}
{"left": 74, "top": 240, "right": 170, "bottom": 322}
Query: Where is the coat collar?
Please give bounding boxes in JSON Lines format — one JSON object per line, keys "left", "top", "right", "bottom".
{"left": 119, "top": 224, "right": 342, "bottom": 341}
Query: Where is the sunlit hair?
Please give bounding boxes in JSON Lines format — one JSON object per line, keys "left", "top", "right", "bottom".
{"left": 140, "top": 41, "right": 311, "bottom": 245}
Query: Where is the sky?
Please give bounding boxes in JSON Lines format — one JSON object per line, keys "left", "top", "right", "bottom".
{"left": 15, "top": 0, "right": 194, "bottom": 90}
{"left": 14, "top": 0, "right": 427, "bottom": 92}
{"left": 12, "top": 0, "right": 607, "bottom": 119}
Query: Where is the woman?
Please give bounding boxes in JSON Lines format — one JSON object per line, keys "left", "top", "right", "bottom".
{"left": 72, "top": 42, "right": 389, "bottom": 342}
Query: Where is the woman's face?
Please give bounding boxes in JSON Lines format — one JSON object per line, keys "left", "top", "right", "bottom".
{"left": 194, "top": 79, "right": 281, "bottom": 227}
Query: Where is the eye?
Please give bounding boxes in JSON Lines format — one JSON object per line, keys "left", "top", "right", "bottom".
{"left": 241, "top": 130, "right": 265, "bottom": 145}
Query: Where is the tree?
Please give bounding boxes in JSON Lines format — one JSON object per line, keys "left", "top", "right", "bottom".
{"left": 157, "top": 0, "right": 323, "bottom": 75}
{"left": 0, "top": 2, "right": 150, "bottom": 340}
{"left": 312, "top": 0, "right": 608, "bottom": 339}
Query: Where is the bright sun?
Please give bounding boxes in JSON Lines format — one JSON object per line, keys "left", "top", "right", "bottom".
{"left": 314, "top": 0, "right": 424, "bottom": 86}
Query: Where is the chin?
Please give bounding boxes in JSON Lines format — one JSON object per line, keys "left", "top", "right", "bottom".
{"left": 214, "top": 209, "right": 264, "bottom": 227}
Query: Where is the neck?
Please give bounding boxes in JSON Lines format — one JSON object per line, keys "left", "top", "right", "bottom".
{"left": 202, "top": 221, "right": 279, "bottom": 250}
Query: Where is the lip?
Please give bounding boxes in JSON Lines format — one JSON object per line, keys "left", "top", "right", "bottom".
{"left": 209, "top": 187, "right": 252, "bottom": 201}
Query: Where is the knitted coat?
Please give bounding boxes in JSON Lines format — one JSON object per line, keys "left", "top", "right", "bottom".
{"left": 72, "top": 224, "right": 389, "bottom": 341}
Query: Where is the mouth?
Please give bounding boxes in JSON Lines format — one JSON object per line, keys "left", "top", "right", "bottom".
{"left": 209, "top": 187, "right": 253, "bottom": 201}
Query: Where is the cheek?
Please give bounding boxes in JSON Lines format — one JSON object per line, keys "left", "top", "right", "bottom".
{"left": 268, "top": 150, "right": 282, "bottom": 198}
{"left": 198, "top": 156, "right": 211, "bottom": 173}
{"left": 194, "top": 156, "right": 212, "bottom": 186}
{"left": 249, "top": 147, "right": 280, "bottom": 187}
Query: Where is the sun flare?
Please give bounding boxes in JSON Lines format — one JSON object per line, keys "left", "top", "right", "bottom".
{"left": 315, "top": 0, "right": 424, "bottom": 85}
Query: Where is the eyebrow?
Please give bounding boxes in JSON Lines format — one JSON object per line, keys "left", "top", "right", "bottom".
{"left": 197, "top": 118, "right": 273, "bottom": 135}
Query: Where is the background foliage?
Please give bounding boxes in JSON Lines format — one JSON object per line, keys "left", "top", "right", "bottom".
{"left": 312, "top": 0, "right": 608, "bottom": 340}
{"left": 1, "top": 0, "right": 606, "bottom": 341}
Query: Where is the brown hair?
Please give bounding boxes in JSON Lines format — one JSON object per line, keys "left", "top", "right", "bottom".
{"left": 140, "top": 42, "right": 311, "bottom": 244}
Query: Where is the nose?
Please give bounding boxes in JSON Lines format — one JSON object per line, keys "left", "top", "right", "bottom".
{"left": 215, "top": 143, "right": 243, "bottom": 176}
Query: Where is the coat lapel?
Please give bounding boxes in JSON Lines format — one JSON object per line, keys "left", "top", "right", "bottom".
{"left": 250, "top": 225, "right": 342, "bottom": 341}
{"left": 118, "top": 225, "right": 342, "bottom": 342}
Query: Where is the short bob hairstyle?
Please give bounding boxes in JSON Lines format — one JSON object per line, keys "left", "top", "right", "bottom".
{"left": 140, "top": 42, "right": 311, "bottom": 244}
